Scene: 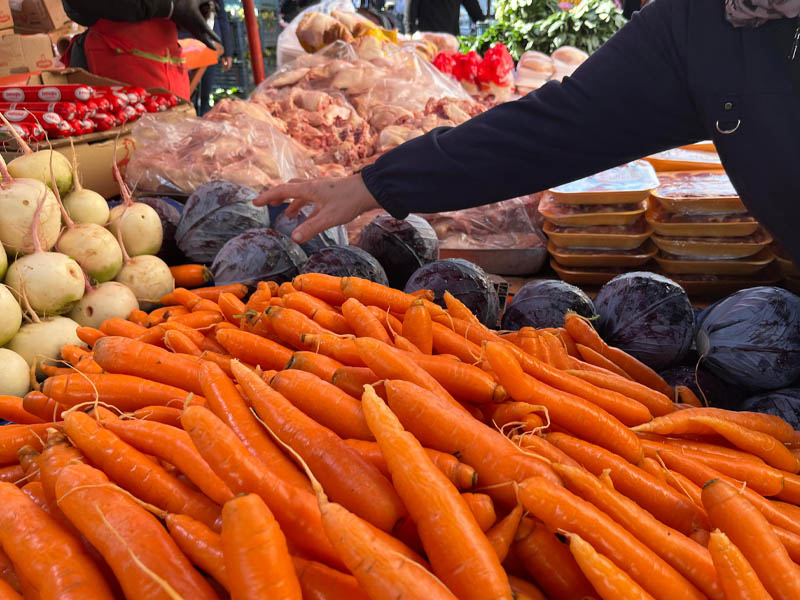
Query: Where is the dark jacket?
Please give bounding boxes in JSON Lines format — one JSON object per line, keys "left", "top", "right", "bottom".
{"left": 62, "top": 0, "right": 173, "bottom": 25}
{"left": 405, "top": 0, "right": 485, "bottom": 35}
{"left": 212, "top": 0, "right": 233, "bottom": 57}
{"left": 363, "top": 0, "right": 800, "bottom": 266}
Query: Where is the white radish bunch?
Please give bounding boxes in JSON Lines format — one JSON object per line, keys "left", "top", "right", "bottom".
{"left": 62, "top": 141, "right": 109, "bottom": 225}
{"left": 0, "top": 349, "right": 30, "bottom": 396}
{"left": 7, "top": 316, "right": 84, "bottom": 378}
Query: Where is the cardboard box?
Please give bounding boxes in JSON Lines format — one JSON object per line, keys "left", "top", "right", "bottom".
{"left": 0, "top": 31, "right": 54, "bottom": 76}
{"left": 2, "top": 68, "right": 196, "bottom": 198}
{"left": 0, "top": 0, "right": 12, "bottom": 32}
{"left": 10, "top": 0, "right": 69, "bottom": 34}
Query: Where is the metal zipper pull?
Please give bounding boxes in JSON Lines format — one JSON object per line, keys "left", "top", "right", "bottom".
{"left": 790, "top": 17, "right": 800, "bottom": 60}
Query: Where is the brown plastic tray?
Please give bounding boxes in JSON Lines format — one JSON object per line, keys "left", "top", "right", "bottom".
{"left": 550, "top": 259, "right": 635, "bottom": 286}
{"left": 646, "top": 203, "right": 759, "bottom": 237}
{"left": 549, "top": 160, "right": 659, "bottom": 205}
{"left": 655, "top": 248, "right": 774, "bottom": 276}
{"left": 539, "top": 194, "right": 646, "bottom": 226}
{"left": 544, "top": 220, "right": 654, "bottom": 250}
{"left": 663, "top": 263, "right": 781, "bottom": 297}
{"left": 645, "top": 148, "right": 722, "bottom": 171}
{"left": 651, "top": 172, "right": 746, "bottom": 215}
{"left": 548, "top": 240, "right": 657, "bottom": 268}
{"left": 651, "top": 229, "right": 772, "bottom": 260}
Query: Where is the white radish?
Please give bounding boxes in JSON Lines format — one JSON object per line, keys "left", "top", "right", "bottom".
{"left": 0, "top": 285, "right": 22, "bottom": 346}
{"left": 62, "top": 141, "right": 109, "bottom": 225}
{"left": 70, "top": 281, "right": 139, "bottom": 329}
{"left": 7, "top": 316, "right": 83, "bottom": 377}
{"left": 51, "top": 152, "right": 122, "bottom": 283}
{"left": 0, "top": 157, "right": 60, "bottom": 256}
{"left": 4, "top": 183, "right": 84, "bottom": 316}
{"left": 111, "top": 161, "right": 173, "bottom": 310}
{"left": 108, "top": 203, "right": 163, "bottom": 257}
{"left": 0, "top": 349, "right": 30, "bottom": 396}
{"left": 0, "top": 244, "right": 6, "bottom": 280}
{"left": 0, "top": 111, "right": 72, "bottom": 195}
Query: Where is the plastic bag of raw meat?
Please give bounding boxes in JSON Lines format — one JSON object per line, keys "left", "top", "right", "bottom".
{"left": 277, "top": 0, "right": 356, "bottom": 67}
{"left": 125, "top": 107, "right": 317, "bottom": 195}
{"left": 696, "top": 286, "right": 800, "bottom": 391}
{"left": 422, "top": 195, "right": 546, "bottom": 251}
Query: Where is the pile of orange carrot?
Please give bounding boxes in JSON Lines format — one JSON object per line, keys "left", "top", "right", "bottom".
{"left": 0, "top": 272, "right": 798, "bottom": 600}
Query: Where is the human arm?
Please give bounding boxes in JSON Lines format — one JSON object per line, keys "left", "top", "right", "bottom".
{"left": 460, "top": 0, "right": 486, "bottom": 24}
{"left": 256, "top": 0, "right": 706, "bottom": 241}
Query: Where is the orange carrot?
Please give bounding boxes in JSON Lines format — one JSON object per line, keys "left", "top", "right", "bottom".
{"left": 99, "top": 317, "right": 149, "bottom": 338}
{"left": 385, "top": 380, "right": 560, "bottom": 508}
{"left": 167, "top": 310, "right": 224, "bottom": 330}
{"left": 299, "top": 333, "right": 366, "bottom": 366}
{"left": 513, "top": 517, "right": 596, "bottom": 600}
{"left": 488, "top": 402, "right": 544, "bottom": 433}
{"left": 486, "top": 503, "right": 523, "bottom": 562}
{"left": 266, "top": 306, "right": 330, "bottom": 350}
{"left": 516, "top": 433, "right": 581, "bottom": 468}
{"left": 520, "top": 476, "right": 705, "bottom": 600}
{"left": 576, "top": 343, "right": 634, "bottom": 379}
{"left": 215, "top": 328, "right": 293, "bottom": 371}
{"left": 76, "top": 326, "right": 105, "bottom": 347}
{"left": 339, "top": 298, "right": 392, "bottom": 344}
{"left": 127, "top": 309, "right": 152, "bottom": 327}
{"left": 163, "top": 329, "right": 203, "bottom": 356}
{"left": 702, "top": 478, "right": 800, "bottom": 600}
{"left": 0, "top": 578, "right": 20, "bottom": 599}
{"left": 290, "top": 274, "right": 346, "bottom": 305}
{"left": 341, "top": 276, "right": 446, "bottom": 317}
{"left": 165, "top": 513, "right": 227, "bottom": 589}
{"left": 192, "top": 284, "right": 249, "bottom": 302}
{"left": 160, "top": 287, "right": 220, "bottom": 312}
{"left": 131, "top": 406, "right": 183, "bottom": 428}
{"left": 486, "top": 342, "right": 644, "bottom": 465}
{"left": 222, "top": 493, "right": 301, "bottom": 600}
{"left": 63, "top": 411, "right": 221, "bottom": 529}
{"left": 394, "top": 334, "right": 423, "bottom": 353}
{"left": 431, "top": 322, "right": 483, "bottom": 363}
{"left": 708, "top": 529, "right": 771, "bottom": 600}
{"left": 0, "top": 396, "right": 46, "bottom": 425}
{"left": 546, "top": 432, "right": 708, "bottom": 534}
{"left": 677, "top": 386, "right": 703, "bottom": 407}
{"left": 0, "top": 423, "right": 54, "bottom": 464}
{"left": 407, "top": 352, "right": 507, "bottom": 405}
{"left": 169, "top": 264, "right": 212, "bottom": 289}
{"left": 567, "top": 533, "right": 656, "bottom": 600}
{"left": 403, "top": 299, "right": 433, "bottom": 354}
{"left": 361, "top": 385, "right": 512, "bottom": 599}
{"left": 269, "top": 369, "right": 373, "bottom": 441}
{"left": 285, "top": 350, "right": 343, "bottom": 382}
{"left": 278, "top": 282, "right": 297, "bottom": 297}
{"left": 565, "top": 313, "right": 674, "bottom": 397}
{"left": 331, "top": 366, "right": 379, "bottom": 398}
{"left": 55, "top": 463, "right": 218, "bottom": 600}
{"left": 460, "top": 492, "right": 497, "bottom": 532}
{"left": 148, "top": 305, "right": 189, "bottom": 325}
{"left": 0, "top": 465, "right": 23, "bottom": 484}
{"left": 198, "top": 361, "right": 308, "bottom": 491}
{"left": 292, "top": 556, "right": 369, "bottom": 600}
{"left": 507, "top": 575, "right": 546, "bottom": 600}
{"left": 342, "top": 439, "right": 477, "bottom": 490}
{"left": 0, "top": 481, "right": 114, "bottom": 599}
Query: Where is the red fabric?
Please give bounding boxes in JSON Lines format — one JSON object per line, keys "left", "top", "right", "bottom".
{"left": 83, "top": 19, "right": 189, "bottom": 99}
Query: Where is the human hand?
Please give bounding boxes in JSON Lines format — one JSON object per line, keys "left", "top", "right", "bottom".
{"left": 221, "top": 56, "right": 233, "bottom": 71}
{"left": 254, "top": 174, "right": 380, "bottom": 244}
{"left": 172, "top": 0, "right": 222, "bottom": 49}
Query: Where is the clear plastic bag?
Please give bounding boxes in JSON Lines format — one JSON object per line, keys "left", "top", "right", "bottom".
{"left": 277, "top": 0, "right": 356, "bottom": 67}
{"left": 125, "top": 106, "right": 317, "bottom": 196}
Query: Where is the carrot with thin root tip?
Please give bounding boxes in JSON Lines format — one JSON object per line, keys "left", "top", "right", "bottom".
{"left": 76, "top": 326, "right": 105, "bottom": 347}
{"left": 331, "top": 365, "right": 379, "bottom": 398}
{"left": 163, "top": 329, "right": 202, "bottom": 356}
{"left": 486, "top": 342, "right": 644, "bottom": 465}
{"left": 360, "top": 384, "right": 512, "bottom": 600}
{"left": 148, "top": 305, "right": 189, "bottom": 325}
{"left": 339, "top": 298, "right": 392, "bottom": 344}
{"left": 167, "top": 311, "right": 224, "bottom": 331}
{"left": 234, "top": 363, "right": 405, "bottom": 532}
{"left": 407, "top": 352, "right": 507, "bottom": 405}
{"left": 217, "top": 292, "right": 246, "bottom": 326}
{"left": 131, "top": 406, "right": 183, "bottom": 428}
{"left": 191, "top": 284, "right": 249, "bottom": 302}
{"left": 403, "top": 299, "right": 433, "bottom": 354}
{"left": 17, "top": 445, "right": 40, "bottom": 482}
{"left": 100, "top": 317, "right": 149, "bottom": 338}
{"left": 165, "top": 513, "right": 227, "bottom": 589}
{"left": 0, "top": 423, "right": 54, "bottom": 464}
{"left": 460, "top": 492, "right": 496, "bottom": 532}
{"left": 633, "top": 407, "right": 796, "bottom": 444}
{"left": 292, "top": 273, "right": 347, "bottom": 305}
{"left": 0, "top": 465, "right": 24, "bottom": 484}
{"left": 552, "top": 462, "right": 722, "bottom": 600}
{"left": 100, "top": 416, "right": 234, "bottom": 506}
{"left": 343, "top": 439, "right": 477, "bottom": 489}
{"left": 385, "top": 380, "right": 560, "bottom": 508}
{"left": 515, "top": 433, "right": 581, "bottom": 468}
{"left": 565, "top": 313, "right": 674, "bottom": 397}
{"left": 180, "top": 404, "right": 343, "bottom": 568}
{"left": 486, "top": 503, "right": 523, "bottom": 562}
{"left": 0, "top": 396, "right": 46, "bottom": 425}
{"left": 292, "top": 556, "right": 370, "bottom": 600}
{"left": 546, "top": 432, "right": 708, "bottom": 534}
{"left": 513, "top": 517, "right": 596, "bottom": 600}
{"left": 567, "top": 369, "right": 680, "bottom": 417}
{"left": 394, "top": 334, "right": 423, "bottom": 353}
{"left": 199, "top": 361, "right": 309, "bottom": 492}
{"left": 269, "top": 369, "right": 373, "bottom": 441}
{"left": 677, "top": 386, "right": 703, "bottom": 407}
{"left": 567, "top": 533, "right": 656, "bottom": 600}
{"left": 366, "top": 305, "right": 404, "bottom": 337}
{"left": 127, "top": 310, "right": 151, "bottom": 328}
{"left": 215, "top": 328, "right": 293, "bottom": 371}
{"left": 169, "top": 264, "right": 212, "bottom": 289}
{"left": 159, "top": 287, "right": 219, "bottom": 312}
{"left": 576, "top": 343, "right": 633, "bottom": 379}
{"left": 520, "top": 476, "right": 706, "bottom": 600}
{"left": 489, "top": 403, "right": 544, "bottom": 433}
{"left": 64, "top": 411, "right": 222, "bottom": 529}
{"left": 55, "top": 463, "right": 218, "bottom": 600}
{"left": 221, "top": 493, "right": 302, "bottom": 600}
{"left": 431, "top": 322, "right": 483, "bottom": 363}
{"left": 299, "top": 333, "right": 365, "bottom": 366}
{"left": 702, "top": 478, "right": 800, "bottom": 600}
{"left": 0, "top": 481, "right": 114, "bottom": 600}
{"left": 266, "top": 306, "right": 330, "bottom": 350}
{"left": 341, "top": 276, "right": 446, "bottom": 317}
{"left": 708, "top": 529, "right": 772, "bottom": 600}
{"left": 286, "top": 350, "right": 343, "bottom": 382}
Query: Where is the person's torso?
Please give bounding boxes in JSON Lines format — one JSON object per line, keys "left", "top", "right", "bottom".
{"left": 417, "top": 0, "right": 462, "bottom": 34}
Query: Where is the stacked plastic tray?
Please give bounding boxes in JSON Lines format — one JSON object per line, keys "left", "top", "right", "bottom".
{"left": 648, "top": 171, "right": 779, "bottom": 295}
{"left": 541, "top": 161, "right": 658, "bottom": 285}
{"left": 773, "top": 241, "right": 800, "bottom": 295}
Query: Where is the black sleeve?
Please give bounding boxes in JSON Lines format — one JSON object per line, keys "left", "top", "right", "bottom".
{"left": 62, "top": 0, "right": 173, "bottom": 26}
{"left": 405, "top": 0, "right": 419, "bottom": 33}
{"left": 461, "top": 0, "right": 485, "bottom": 23}
{"left": 361, "top": 0, "right": 707, "bottom": 217}
{"left": 216, "top": 0, "right": 234, "bottom": 56}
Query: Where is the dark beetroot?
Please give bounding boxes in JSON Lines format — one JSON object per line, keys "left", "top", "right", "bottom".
{"left": 696, "top": 286, "right": 800, "bottom": 391}
{"left": 594, "top": 272, "right": 694, "bottom": 372}
{"left": 176, "top": 181, "right": 270, "bottom": 263}
{"left": 740, "top": 388, "right": 800, "bottom": 429}
{"left": 356, "top": 214, "right": 439, "bottom": 288}
{"left": 301, "top": 246, "right": 389, "bottom": 286}
{"left": 501, "top": 280, "right": 595, "bottom": 330}
{"left": 404, "top": 258, "right": 500, "bottom": 327}
{"left": 211, "top": 228, "right": 307, "bottom": 287}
